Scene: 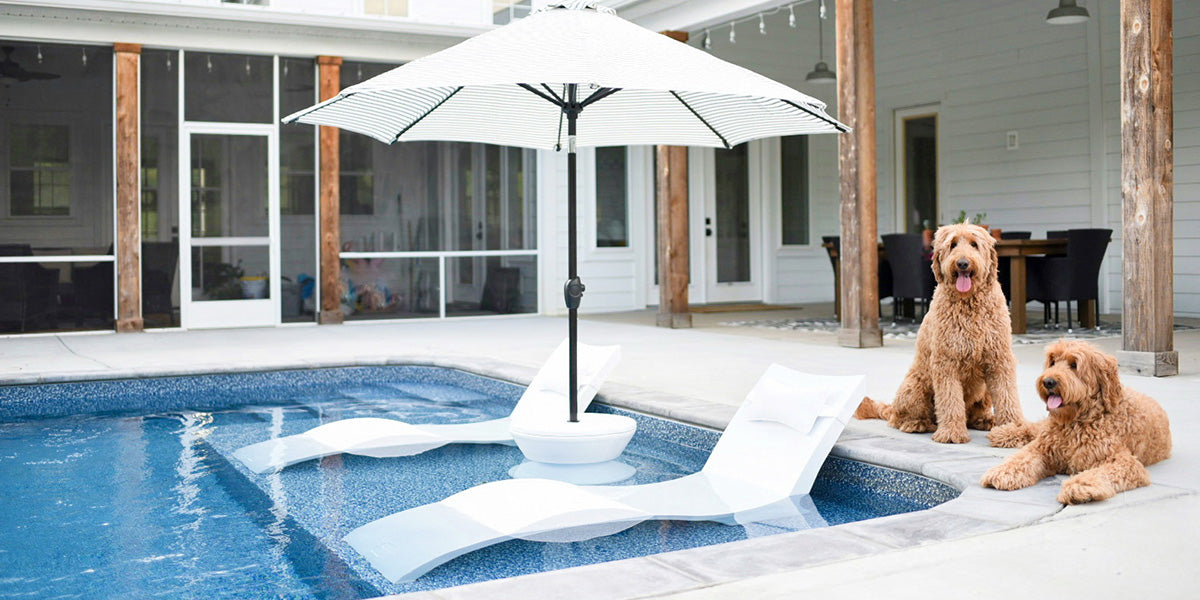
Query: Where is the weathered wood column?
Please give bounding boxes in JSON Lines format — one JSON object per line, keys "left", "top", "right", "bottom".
{"left": 114, "top": 43, "right": 143, "bottom": 332}
{"left": 835, "top": 0, "right": 881, "bottom": 348}
{"left": 656, "top": 30, "right": 692, "bottom": 329}
{"left": 1117, "top": 0, "right": 1176, "bottom": 376}
{"left": 317, "top": 56, "right": 344, "bottom": 325}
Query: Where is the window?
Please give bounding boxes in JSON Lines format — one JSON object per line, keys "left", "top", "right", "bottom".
{"left": 493, "top": 0, "right": 531, "bottom": 24}
{"left": 281, "top": 130, "right": 315, "bottom": 215}
{"left": 595, "top": 146, "right": 628, "bottom": 248}
{"left": 780, "top": 135, "right": 809, "bottom": 246}
{"left": 141, "top": 136, "right": 159, "bottom": 237}
{"left": 340, "top": 131, "right": 374, "bottom": 215}
{"left": 10, "top": 124, "right": 70, "bottom": 217}
{"left": 364, "top": 0, "right": 408, "bottom": 17}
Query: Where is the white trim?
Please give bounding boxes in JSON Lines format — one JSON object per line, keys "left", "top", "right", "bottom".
{"left": 701, "top": 141, "right": 763, "bottom": 304}
{"left": 341, "top": 250, "right": 537, "bottom": 259}
{"left": 190, "top": 236, "right": 271, "bottom": 247}
{"left": 0, "top": 255, "right": 113, "bottom": 263}
{"left": 1085, "top": 6, "right": 1109, "bottom": 315}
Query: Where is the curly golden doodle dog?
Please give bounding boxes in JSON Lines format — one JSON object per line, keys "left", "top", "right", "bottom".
{"left": 980, "top": 340, "right": 1171, "bottom": 504}
{"left": 856, "top": 223, "right": 1027, "bottom": 447}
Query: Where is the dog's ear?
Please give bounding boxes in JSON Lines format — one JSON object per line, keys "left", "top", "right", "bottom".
{"left": 931, "top": 227, "right": 947, "bottom": 284}
{"left": 1080, "top": 346, "right": 1123, "bottom": 412}
{"left": 985, "top": 234, "right": 999, "bottom": 285}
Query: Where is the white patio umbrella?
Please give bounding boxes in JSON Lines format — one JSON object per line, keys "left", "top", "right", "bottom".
{"left": 285, "top": 1, "right": 847, "bottom": 422}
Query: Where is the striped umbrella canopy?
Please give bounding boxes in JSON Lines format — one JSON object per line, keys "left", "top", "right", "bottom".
{"left": 285, "top": 1, "right": 847, "bottom": 423}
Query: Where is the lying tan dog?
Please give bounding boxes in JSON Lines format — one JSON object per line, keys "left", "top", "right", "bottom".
{"left": 980, "top": 340, "right": 1171, "bottom": 504}
{"left": 856, "top": 223, "right": 1027, "bottom": 447}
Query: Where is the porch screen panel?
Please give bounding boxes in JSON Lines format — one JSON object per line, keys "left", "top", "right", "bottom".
{"left": 184, "top": 52, "right": 272, "bottom": 123}
{"left": 279, "top": 57, "right": 317, "bottom": 323}
{"left": 141, "top": 49, "right": 181, "bottom": 328}
{"left": 780, "top": 135, "right": 809, "bottom": 246}
{"left": 0, "top": 42, "right": 114, "bottom": 333}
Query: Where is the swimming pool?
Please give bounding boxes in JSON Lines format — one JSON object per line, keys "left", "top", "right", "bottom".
{"left": 0, "top": 367, "right": 957, "bottom": 599}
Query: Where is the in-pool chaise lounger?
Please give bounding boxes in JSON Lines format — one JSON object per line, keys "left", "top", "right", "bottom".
{"left": 343, "top": 364, "right": 865, "bottom": 582}
{"left": 233, "top": 339, "right": 621, "bottom": 473}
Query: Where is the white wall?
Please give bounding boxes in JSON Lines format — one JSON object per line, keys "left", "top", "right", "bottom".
{"left": 681, "top": 0, "right": 1200, "bottom": 317}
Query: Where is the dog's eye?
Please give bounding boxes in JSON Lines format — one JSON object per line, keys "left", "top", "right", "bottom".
{"left": 1069, "top": 361, "right": 1077, "bottom": 370}
{"left": 950, "top": 242, "right": 957, "bottom": 249}
{"left": 970, "top": 241, "right": 978, "bottom": 248}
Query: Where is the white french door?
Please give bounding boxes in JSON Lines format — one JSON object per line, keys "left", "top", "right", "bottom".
{"left": 702, "top": 142, "right": 762, "bottom": 303}
{"left": 179, "top": 123, "right": 280, "bottom": 329}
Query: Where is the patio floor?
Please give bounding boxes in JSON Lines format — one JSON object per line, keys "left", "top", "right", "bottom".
{"left": 1, "top": 305, "right": 1197, "bottom": 598}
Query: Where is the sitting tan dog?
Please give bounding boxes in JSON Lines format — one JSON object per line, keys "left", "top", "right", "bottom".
{"left": 980, "top": 340, "right": 1171, "bottom": 504}
{"left": 856, "top": 223, "right": 1027, "bottom": 447}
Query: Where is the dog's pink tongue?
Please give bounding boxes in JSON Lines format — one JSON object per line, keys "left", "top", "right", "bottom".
{"left": 956, "top": 273, "right": 972, "bottom": 293}
{"left": 1047, "top": 395, "right": 1063, "bottom": 410}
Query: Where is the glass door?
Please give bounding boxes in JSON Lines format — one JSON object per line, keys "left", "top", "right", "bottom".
{"left": 704, "top": 143, "right": 761, "bottom": 303}
{"left": 179, "top": 125, "right": 279, "bottom": 328}
{"left": 894, "top": 106, "right": 939, "bottom": 233}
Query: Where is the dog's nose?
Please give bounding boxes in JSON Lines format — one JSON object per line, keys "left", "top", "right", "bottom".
{"left": 956, "top": 259, "right": 970, "bottom": 271}
{"left": 1043, "top": 377, "right": 1057, "bottom": 390}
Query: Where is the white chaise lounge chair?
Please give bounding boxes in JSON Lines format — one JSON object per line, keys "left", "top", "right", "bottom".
{"left": 344, "top": 364, "right": 866, "bottom": 582}
{"left": 233, "top": 340, "right": 621, "bottom": 473}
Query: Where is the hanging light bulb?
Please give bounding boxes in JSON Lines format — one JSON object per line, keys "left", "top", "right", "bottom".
{"left": 166, "top": 53, "right": 172, "bottom": 72}
{"left": 729, "top": 23, "right": 736, "bottom": 44}
{"left": 704, "top": 28, "right": 712, "bottom": 50}
{"left": 245, "top": 57, "right": 251, "bottom": 76}
{"left": 283, "top": 59, "right": 289, "bottom": 78}
{"left": 80, "top": 48, "right": 87, "bottom": 67}
{"left": 788, "top": 5, "right": 796, "bottom": 28}
{"left": 758, "top": 13, "right": 766, "bottom": 35}
{"left": 206, "top": 55, "right": 213, "bottom": 73}
{"left": 806, "top": 2, "right": 836, "bottom": 84}
{"left": 36, "top": 46, "right": 43, "bottom": 63}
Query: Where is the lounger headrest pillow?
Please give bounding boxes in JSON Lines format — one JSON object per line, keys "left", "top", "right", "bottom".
{"left": 740, "top": 375, "right": 823, "bottom": 433}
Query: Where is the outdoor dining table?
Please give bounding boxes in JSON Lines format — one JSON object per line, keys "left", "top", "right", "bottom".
{"left": 823, "top": 237, "right": 1082, "bottom": 335}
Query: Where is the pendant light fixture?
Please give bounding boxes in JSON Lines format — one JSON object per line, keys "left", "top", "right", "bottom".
{"left": 1046, "top": 0, "right": 1089, "bottom": 25}
{"left": 805, "top": 0, "right": 835, "bottom": 84}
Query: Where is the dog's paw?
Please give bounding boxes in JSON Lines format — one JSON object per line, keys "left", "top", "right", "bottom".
{"left": 968, "top": 415, "right": 994, "bottom": 431}
{"left": 932, "top": 427, "right": 970, "bottom": 444}
{"left": 1058, "top": 475, "right": 1117, "bottom": 505}
{"left": 980, "top": 464, "right": 1035, "bottom": 490}
{"left": 893, "top": 419, "right": 936, "bottom": 434}
{"left": 987, "top": 423, "right": 1033, "bottom": 448}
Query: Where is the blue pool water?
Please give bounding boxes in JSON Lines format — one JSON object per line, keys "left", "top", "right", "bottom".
{"left": 0, "top": 367, "right": 957, "bottom": 599}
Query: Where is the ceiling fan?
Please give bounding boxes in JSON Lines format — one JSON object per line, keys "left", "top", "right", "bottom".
{"left": 0, "top": 46, "right": 60, "bottom": 85}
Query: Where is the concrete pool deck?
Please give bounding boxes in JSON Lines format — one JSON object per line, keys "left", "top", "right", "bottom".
{"left": 1, "top": 309, "right": 1197, "bottom": 599}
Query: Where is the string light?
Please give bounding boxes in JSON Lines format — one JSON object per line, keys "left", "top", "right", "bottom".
{"left": 36, "top": 46, "right": 43, "bottom": 63}
{"left": 80, "top": 48, "right": 87, "bottom": 67}
{"left": 820, "top": 0, "right": 827, "bottom": 20}
{"left": 701, "top": 1, "right": 816, "bottom": 48}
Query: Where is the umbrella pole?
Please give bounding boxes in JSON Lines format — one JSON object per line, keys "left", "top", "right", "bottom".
{"left": 564, "top": 84, "right": 584, "bottom": 423}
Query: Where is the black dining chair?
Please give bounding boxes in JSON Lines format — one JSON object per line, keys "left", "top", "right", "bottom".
{"left": 881, "top": 233, "right": 935, "bottom": 322}
{"left": 1046, "top": 230, "right": 1068, "bottom": 239}
{"left": 1000, "top": 231, "right": 1031, "bottom": 240}
{"left": 822, "top": 235, "right": 894, "bottom": 320}
{"left": 1026, "top": 228, "right": 1112, "bottom": 329}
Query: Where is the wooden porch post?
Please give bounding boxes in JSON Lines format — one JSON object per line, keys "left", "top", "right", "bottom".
{"left": 317, "top": 55, "right": 344, "bottom": 325}
{"left": 656, "top": 30, "right": 692, "bottom": 329}
{"left": 835, "top": 0, "right": 881, "bottom": 348}
{"left": 114, "top": 43, "right": 143, "bottom": 332}
{"left": 1117, "top": 0, "right": 1177, "bottom": 376}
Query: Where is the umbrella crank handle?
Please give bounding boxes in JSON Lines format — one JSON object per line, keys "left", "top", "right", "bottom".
{"left": 564, "top": 277, "right": 585, "bottom": 310}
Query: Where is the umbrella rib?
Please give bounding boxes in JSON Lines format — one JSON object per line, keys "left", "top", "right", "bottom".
{"left": 392, "top": 86, "right": 465, "bottom": 142}
{"left": 518, "top": 83, "right": 565, "bottom": 107}
{"left": 669, "top": 91, "right": 731, "bottom": 149}
{"left": 580, "top": 87, "right": 621, "bottom": 108}
{"left": 781, "top": 99, "right": 850, "bottom": 133}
